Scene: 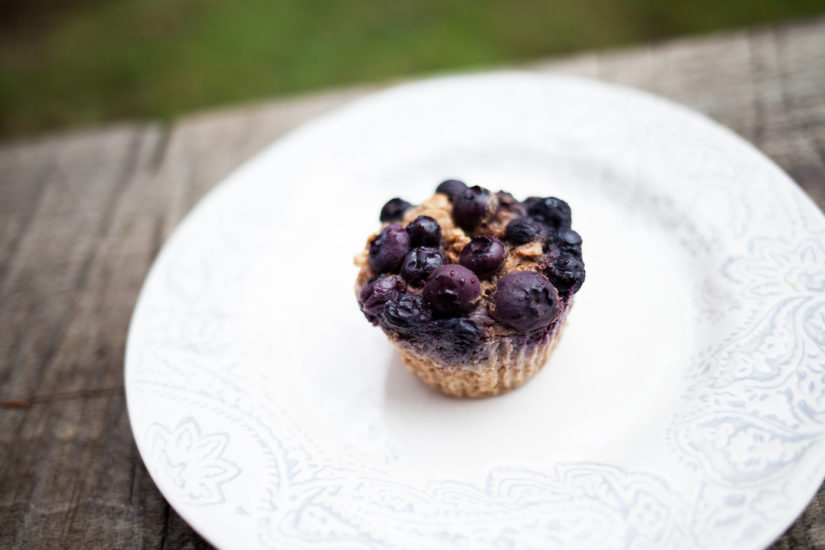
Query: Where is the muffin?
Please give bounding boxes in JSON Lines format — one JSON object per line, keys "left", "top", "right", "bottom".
{"left": 354, "top": 179, "right": 585, "bottom": 398}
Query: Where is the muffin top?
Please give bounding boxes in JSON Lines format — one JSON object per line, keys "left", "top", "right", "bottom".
{"left": 355, "top": 179, "right": 585, "bottom": 347}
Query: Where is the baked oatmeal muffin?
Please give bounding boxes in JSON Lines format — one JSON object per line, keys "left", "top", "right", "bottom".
{"left": 354, "top": 179, "right": 585, "bottom": 398}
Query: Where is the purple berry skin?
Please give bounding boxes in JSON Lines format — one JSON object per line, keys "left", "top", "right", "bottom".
{"left": 452, "top": 186, "right": 492, "bottom": 230}
{"left": 545, "top": 253, "right": 586, "bottom": 295}
{"left": 436, "top": 179, "right": 468, "bottom": 201}
{"left": 423, "top": 264, "right": 481, "bottom": 315}
{"left": 558, "top": 229, "right": 582, "bottom": 248}
{"left": 379, "top": 198, "right": 412, "bottom": 222}
{"left": 382, "top": 293, "right": 431, "bottom": 334}
{"left": 459, "top": 235, "right": 505, "bottom": 276}
{"left": 401, "top": 247, "right": 447, "bottom": 286}
{"left": 430, "top": 317, "right": 482, "bottom": 351}
{"left": 553, "top": 229, "right": 583, "bottom": 259}
{"left": 494, "top": 271, "right": 560, "bottom": 332}
{"left": 359, "top": 275, "right": 404, "bottom": 319}
{"left": 522, "top": 196, "right": 542, "bottom": 212}
{"left": 369, "top": 224, "right": 411, "bottom": 274}
{"left": 505, "top": 217, "right": 547, "bottom": 245}
{"left": 526, "top": 196, "right": 572, "bottom": 230}
{"left": 406, "top": 215, "right": 441, "bottom": 247}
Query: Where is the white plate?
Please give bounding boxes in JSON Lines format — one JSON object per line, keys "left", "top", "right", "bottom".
{"left": 126, "top": 73, "right": 825, "bottom": 550}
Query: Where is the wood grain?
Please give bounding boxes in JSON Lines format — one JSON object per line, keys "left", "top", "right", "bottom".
{"left": 1, "top": 16, "right": 823, "bottom": 550}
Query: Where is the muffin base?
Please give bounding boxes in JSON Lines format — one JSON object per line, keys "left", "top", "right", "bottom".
{"left": 394, "top": 307, "right": 570, "bottom": 398}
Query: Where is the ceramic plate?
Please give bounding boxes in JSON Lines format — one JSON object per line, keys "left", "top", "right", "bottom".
{"left": 126, "top": 73, "right": 825, "bottom": 550}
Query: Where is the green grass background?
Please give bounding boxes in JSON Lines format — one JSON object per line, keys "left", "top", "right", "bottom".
{"left": 1, "top": 0, "right": 824, "bottom": 138}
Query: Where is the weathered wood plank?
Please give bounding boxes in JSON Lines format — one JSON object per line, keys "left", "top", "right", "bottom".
{"left": 0, "top": 15, "right": 823, "bottom": 550}
{"left": 763, "top": 21, "right": 825, "bottom": 208}
{"left": 0, "top": 125, "right": 170, "bottom": 549}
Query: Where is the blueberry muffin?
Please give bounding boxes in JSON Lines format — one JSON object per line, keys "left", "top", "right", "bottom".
{"left": 354, "top": 179, "right": 585, "bottom": 398}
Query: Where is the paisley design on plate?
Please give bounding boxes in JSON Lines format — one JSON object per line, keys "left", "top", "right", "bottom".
{"left": 126, "top": 73, "right": 825, "bottom": 550}
{"left": 145, "top": 418, "right": 241, "bottom": 506}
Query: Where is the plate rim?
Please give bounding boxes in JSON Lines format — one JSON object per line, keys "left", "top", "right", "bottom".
{"left": 125, "top": 70, "right": 825, "bottom": 550}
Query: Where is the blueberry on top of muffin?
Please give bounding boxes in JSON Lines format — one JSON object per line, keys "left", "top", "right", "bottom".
{"left": 355, "top": 179, "right": 585, "bottom": 360}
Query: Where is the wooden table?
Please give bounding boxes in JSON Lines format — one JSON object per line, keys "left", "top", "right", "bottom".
{"left": 2, "top": 16, "right": 824, "bottom": 549}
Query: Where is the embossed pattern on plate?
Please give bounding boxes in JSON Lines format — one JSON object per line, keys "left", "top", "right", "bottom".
{"left": 126, "top": 73, "right": 825, "bottom": 550}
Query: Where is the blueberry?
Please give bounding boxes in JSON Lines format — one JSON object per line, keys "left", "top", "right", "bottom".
{"left": 369, "top": 224, "right": 411, "bottom": 274}
{"left": 545, "top": 253, "right": 586, "bottom": 295}
{"left": 431, "top": 317, "right": 482, "bottom": 350}
{"left": 359, "top": 275, "right": 403, "bottom": 318}
{"left": 505, "top": 217, "right": 547, "bottom": 245}
{"left": 423, "top": 265, "right": 481, "bottom": 315}
{"left": 555, "top": 229, "right": 583, "bottom": 256}
{"left": 436, "top": 179, "right": 468, "bottom": 201}
{"left": 558, "top": 229, "right": 582, "bottom": 248}
{"left": 382, "top": 293, "right": 431, "bottom": 334}
{"left": 526, "top": 196, "right": 572, "bottom": 230}
{"left": 401, "top": 247, "right": 447, "bottom": 286}
{"left": 541, "top": 241, "right": 562, "bottom": 262}
{"left": 380, "top": 198, "right": 412, "bottom": 222}
{"left": 406, "top": 215, "right": 441, "bottom": 247}
{"left": 459, "top": 235, "right": 505, "bottom": 276}
{"left": 522, "top": 196, "right": 542, "bottom": 211}
{"left": 494, "top": 271, "right": 560, "bottom": 332}
{"left": 452, "top": 186, "right": 493, "bottom": 230}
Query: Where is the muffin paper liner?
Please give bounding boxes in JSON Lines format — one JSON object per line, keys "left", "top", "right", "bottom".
{"left": 393, "top": 303, "right": 571, "bottom": 398}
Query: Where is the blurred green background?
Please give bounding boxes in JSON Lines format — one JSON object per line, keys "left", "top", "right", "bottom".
{"left": 2, "top": 0, "right": 824, "bottom": 138}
